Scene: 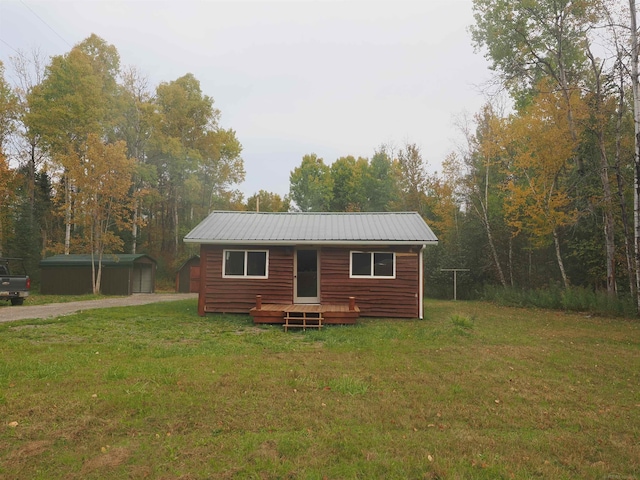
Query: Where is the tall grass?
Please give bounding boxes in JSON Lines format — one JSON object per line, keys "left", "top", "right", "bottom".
{"left": 483, "top": 284, "right": 637, "bottom": 317}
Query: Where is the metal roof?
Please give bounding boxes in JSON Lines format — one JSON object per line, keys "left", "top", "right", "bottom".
{"left": 183, "top": 211, "right": 438, "bottom": 246}
{"left": 39, "top": 254, "right": 156, "bottom": 267}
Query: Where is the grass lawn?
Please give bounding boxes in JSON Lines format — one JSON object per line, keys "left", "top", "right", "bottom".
{"left": 0, "top": 299, "right": 638, "bottom": 479}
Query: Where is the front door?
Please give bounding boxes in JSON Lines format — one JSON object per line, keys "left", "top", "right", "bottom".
{"left": 294, "top": 249, "right": 319, "bottom": 303}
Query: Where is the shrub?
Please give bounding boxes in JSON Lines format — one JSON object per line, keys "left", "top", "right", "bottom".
{"left": 483, "top": 285, "right": 636, "bottom": 317}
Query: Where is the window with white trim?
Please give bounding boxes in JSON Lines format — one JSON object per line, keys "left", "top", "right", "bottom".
{"left": 223, "top": 250, "right": 268, "bottom": 278}
{"left": 350, "top": 251, "right": 395, "bottom": 278}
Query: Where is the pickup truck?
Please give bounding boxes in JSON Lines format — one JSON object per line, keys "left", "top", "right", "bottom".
{"left": 0, "top": 257, "right": 31, "bottom": 306}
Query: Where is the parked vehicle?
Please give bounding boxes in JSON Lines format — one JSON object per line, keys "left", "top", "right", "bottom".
{"left": 0, "top": 257, "right": 30, "bottom": 306}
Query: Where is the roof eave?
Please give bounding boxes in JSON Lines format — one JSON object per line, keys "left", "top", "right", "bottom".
{"left": 183, "top": 239, "right": 438, "bottom": 246}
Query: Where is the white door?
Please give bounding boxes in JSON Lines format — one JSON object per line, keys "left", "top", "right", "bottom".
{"left": 132, "top": 264, "right": 153, "bottom": 293}
{"left": 294, "top": 249, "right": 319, "bottom": 303}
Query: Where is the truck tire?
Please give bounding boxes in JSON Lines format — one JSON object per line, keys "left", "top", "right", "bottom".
{"left": 10, "top": 298, "right": 24, "bottom": 306}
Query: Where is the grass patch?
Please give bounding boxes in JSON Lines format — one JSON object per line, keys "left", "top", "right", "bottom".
{"left": 0, "top": 299, "right": 638, "bottom": 479}
{"left": 0, "top": 292, "right": 114, "bottom": 307}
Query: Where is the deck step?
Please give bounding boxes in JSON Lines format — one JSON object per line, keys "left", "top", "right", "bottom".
{"left": 283, "top": 311, "right": 323, "bottom": 331}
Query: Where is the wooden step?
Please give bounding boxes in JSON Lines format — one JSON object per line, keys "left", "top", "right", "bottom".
{"left": 283, "top": 311, "right": 323, "bottom": 331}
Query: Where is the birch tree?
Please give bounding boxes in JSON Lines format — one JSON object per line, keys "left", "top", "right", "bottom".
{"left": 629, "top": 0, "right": 640, "bottom": 312}
{"left": 464, "top": 105, "right": 508, "bottom": 286}
{"left": 26, "top": 35, "right": 121, "bottom": 255}
{"left": 72, "top": 135, "right": 134, "bottom": 293}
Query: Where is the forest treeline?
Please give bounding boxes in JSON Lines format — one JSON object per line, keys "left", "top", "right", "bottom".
{"left": 1, "top": 1, "right": 639, "bottom": 313}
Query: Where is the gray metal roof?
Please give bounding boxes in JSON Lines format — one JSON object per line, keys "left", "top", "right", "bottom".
{"left": 184, "top": 211, "right": 438, "bottom": 246}
{"left": 40, "top": 254, "right": 156, "bottom": 267}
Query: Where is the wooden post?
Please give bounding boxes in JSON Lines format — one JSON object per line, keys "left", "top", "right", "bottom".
{"left": 440, "top": 269, "right": 470, "bottom": 301}
{"left": 349, "top": 296, "right": 356, "bottom": 311}
{"left": 256, "top": 295, "right": 262, "bottom": 310}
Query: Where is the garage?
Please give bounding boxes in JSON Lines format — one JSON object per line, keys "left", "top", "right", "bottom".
{"left": 39, "top": 254, "right": 157, "bottom": 295}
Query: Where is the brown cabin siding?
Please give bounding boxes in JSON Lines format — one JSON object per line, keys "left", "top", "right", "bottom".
{"left": 198, "top": 244, "right": 422, "bottom": 318}
{"left": 200, "top": 245, "right": 293, "bottom": 314}
{"left": 320, "top": 247, "right": 420, "bottom": 318}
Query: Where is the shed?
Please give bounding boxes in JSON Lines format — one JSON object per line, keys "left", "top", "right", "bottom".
{"left": 175, "top": 255, "right": 201, "bottom": 293}
{"left": 39, "top": 254, "right": 156, "bottom": 295}
{"left": 184, "top": 211, "right": 438, "bottom": 321}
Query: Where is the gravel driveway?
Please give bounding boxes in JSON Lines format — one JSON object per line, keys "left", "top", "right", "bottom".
{"left": 0, "top": 293, "right": 198, "bottom": 323}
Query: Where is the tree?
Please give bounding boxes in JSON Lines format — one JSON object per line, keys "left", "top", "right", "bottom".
{"left": 584, "top": 41, "right": 619, "bottom": 295}
{"left": 146, "top": 73, "right": 243, "bottom": 256}
{"left": 430, "top": 153, "right": 464, "bottom": 245}
{"left": 289, "top": 154, "right": 333, "bottom": 212}
{"left": 8, "top": 49, "right": 49, "bottom": 266}
{"left": 26, "top": 35, "right": 122, "bottom": 255}
{"left": 470, "top": 0, "right": 596, "bottom": 174}
{"left": 71, "top": 134, "right": 134, "bottom": 293}
{"left": 470, "top": 0, "right": 592, "bottom": 100}
{"left": 396, "top": 143, "right": 429, "bottom": 215}
{"left": 463, "top": 104, "right": 509, "bottom": 286}
{"left": 0, "top": 153, "right": 15, "bottom": 257}
{"left": 629, "top": 0, "right": 640, "bottom": 311}
{"left": 197, "top": 128, "right": 245, "bottom": 212}
{"left": 0, "top": 62, "right": 16, "bottom": 146}
{"left": 117, "top": 66, "right": 155, "bottom": 254}
{"left": 363, "top": 146, "right": 400, "bottom": 211}
{"left": 0, "top": 62, "right": 17, "bottom": 256}
{"left": 502, "top": 86, "right": 584, "bottom": 288}
{"left": 330, "top": 155, "right": 368, "bottom": 211}
{"left": 246, "top": 190, "right": 290, "bottom": 212}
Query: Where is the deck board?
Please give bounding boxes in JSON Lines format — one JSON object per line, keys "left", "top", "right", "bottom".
{"left": 250, "top": 303, "right": 359, "bottom": 325}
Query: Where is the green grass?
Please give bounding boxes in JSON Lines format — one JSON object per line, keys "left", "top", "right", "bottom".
{"left": 0, "top": 292, "right": 113, "bottom": 307}
{"left": 0, "top": 299, "right": 638, "bottom": 479}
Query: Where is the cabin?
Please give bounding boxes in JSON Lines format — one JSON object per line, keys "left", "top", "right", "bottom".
{"left": 39, "top": 254, "right": 156, "bottom": 295}
{"left": 183, "top": 211, "right": 438, "bottom": 324}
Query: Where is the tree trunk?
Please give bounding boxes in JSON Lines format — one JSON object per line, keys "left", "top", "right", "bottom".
{"left": 64, "top": 174, "right": 71, "bottom": 255}
{"left": 630, "top": 0, "right": 640, "bottom": 313}
{"left": 131, "top": 199, "right": 138, "bottom": 255}
{"left": 174, "top": 200, "right": 179, "bottom": 256}
{"left": 614, "top": 62, "right": 636, "bottom": 296}
{"left": 480, "top": 165, "right": 507, "bottom": 287}
{"left": 508, "top": 236, "right": 514, "bottom": 287}
{"left": 553, "top": 227, "right": 570, "bottom": 289}
{"left": 587, "top": 45, "right": 617, "bottom": 295}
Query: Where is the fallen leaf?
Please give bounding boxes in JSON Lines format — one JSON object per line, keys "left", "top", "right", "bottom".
{"left": 428, "top": 454, "right": 434, "bottom": 462}
{"left": 8, "top": 421, "right": 18, "bottom": 428}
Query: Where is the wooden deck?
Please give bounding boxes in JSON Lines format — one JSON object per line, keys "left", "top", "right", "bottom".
{"left": 250, "top": 299, "right": 360, "bottom": 326}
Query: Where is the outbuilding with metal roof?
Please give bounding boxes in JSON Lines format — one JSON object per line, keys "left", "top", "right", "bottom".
{"left": 39, "top": 254, "right": 156, "bottom": 295}
{"left": 184, "top": 211, "right": 438, "bottom": 320}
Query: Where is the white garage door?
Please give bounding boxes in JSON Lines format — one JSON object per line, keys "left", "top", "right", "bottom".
{"left": 132, "top": 264, "right": 153, "bottom": 293}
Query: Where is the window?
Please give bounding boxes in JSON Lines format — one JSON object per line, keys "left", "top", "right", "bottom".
{"left": 223, "top": 250, "right": 268, "bottom": 278}
{"left": 350, "top": 251, "right": 395, "bottom": 278}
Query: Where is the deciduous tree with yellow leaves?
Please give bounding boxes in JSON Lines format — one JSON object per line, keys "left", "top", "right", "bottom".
{"left": 502, "top": 86, "right": 585, "bottom": 288}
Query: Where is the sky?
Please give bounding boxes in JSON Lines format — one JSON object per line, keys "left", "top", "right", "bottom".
{"left": 0, "top": 0, "right": 493, "bottom": 199}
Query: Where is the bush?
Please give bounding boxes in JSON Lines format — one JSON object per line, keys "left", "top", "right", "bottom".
{"left": 483, "top": 285, "right": 636, "bottom": 317}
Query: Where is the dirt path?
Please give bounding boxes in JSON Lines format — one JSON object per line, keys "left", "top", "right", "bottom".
{"left": 0, "top": 293, "right": 198, "bottom": 323}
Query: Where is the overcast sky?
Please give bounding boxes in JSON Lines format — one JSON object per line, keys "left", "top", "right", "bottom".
{"left": 0, "top": 0, "right": 492, "bottom": 199}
